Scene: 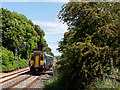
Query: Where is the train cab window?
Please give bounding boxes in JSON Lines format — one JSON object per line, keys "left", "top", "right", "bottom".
{"left": 31, "top": 54, "right": 35, "bottom": 60}
{"left": 40, "top": 53, "right": 44, "bottom": 61}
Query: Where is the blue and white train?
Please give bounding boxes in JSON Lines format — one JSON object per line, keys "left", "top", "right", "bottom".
{"left": 29, "top": 51, "right": 53, "bottom": 74}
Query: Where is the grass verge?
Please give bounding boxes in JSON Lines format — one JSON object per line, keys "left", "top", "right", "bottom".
{"left": 87, "top": 77, "right": 120, "bottom": 89}
{"left": 44, "top": 76, "right": 60, "bottom": 90}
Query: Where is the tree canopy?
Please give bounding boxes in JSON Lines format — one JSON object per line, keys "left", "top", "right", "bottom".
{"left": 2, "top": 8, "right": 40, "bottom": 59}
{"left": 57, "top": 2, "right": 120, "bottom": 88}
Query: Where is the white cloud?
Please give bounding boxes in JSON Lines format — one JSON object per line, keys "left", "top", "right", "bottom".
{"left": 2, "top": 0, "right": 69, "bottom": 2}
{"left": 46, "top": 23, "right": 68, "bottom": 35}
{"left": 32, "top": 20, "right": 68, "bottom": 35}
{"left": 33, "top": 20, "right": 58, "bottom": 27}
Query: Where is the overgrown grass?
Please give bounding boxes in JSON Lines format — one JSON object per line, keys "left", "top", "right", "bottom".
{"left": 44, "top": 64, "right": 120, "bottom": 89}
{"left": 88, "top": 68, "right": 120, "bottom": 89}
{"left": 44, "top": 76, "right": 120, "bottom": 90}
{"left": 87, "top": 77, "right": 120, "bottom": 88}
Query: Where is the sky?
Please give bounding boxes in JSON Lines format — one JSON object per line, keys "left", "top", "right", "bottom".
{"left": 2, "top": 1, "right": 69, "bottom": 56}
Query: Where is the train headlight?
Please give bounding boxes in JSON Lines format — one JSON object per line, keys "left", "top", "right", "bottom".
{"left": 31, "top": 64, "right": 33, "bottom": 66}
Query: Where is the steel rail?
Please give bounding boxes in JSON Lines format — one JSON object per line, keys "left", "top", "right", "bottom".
{"left": 0, "top": 69, "right": 29, "bottom": 79}
{"left": 23, "top": 70, "right": 49, "bottom": 90}
{"left": 4, "top": 75, "right": 32, "bottom": 90}
{"left": 0, "top": 74, "right": 21, "bottom": 84}
{"left": 0, "top": 70, "right": 30, "bottom": 84}
{"left": 23, "top": 75, "right": 43, "bottom": 90}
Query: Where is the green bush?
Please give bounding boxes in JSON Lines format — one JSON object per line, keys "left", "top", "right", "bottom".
{"left": 18, "top": 56, "right": 28, "bottom": 69}
{"left": 2, "top": 46, "right": 28, "bottom": 72}
{"left": 2, "top": 65, "right": 7, "bottom": 72}
{"left": 44, "top": 77, "right": 61, "bottom": 90}
{"left": 2, "top": 46, "right": 15, "bottom": 72}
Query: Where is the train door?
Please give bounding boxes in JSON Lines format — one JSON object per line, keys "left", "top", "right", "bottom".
{"left": 34, "top": 54, "right": 40, "bottom": 67}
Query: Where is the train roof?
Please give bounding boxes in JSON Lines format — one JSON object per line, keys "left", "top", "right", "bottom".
{"left": 32, "top": 51, "right": 43, "bottom": 53}
{"left": 32, "top": 51, "right": 53, "bottom": 58}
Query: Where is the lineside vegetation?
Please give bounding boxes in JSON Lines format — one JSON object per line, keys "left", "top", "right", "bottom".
{"left": 45, "top": 2, "right": 120, "bottom": 89}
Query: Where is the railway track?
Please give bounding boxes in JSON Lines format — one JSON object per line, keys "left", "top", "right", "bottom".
{"left": 2, "top": 71, "right": 50, "bottom": 90}
{"left": 0, "top": 69, "right": 29, "bottom": 84}
{"left": 4, "top": 75, "right": 33, "bottom": 89}
{"left": 0, "top": 68, "right": 29, "bottom": 79}
{"left": 23, "top": 75, "right": 43, "bottom": 90}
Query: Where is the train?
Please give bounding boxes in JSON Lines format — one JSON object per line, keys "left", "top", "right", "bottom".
{"left": 29, "top": 51, "right": 53, "bottom": 74}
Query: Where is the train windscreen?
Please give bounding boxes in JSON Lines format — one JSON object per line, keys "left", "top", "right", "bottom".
{"left": 31, "top": 54, "right": 35, "bottom": 60}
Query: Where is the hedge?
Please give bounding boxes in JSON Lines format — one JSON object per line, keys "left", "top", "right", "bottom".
{"left": 1, "top": 46, "right": 28, "bottom": 72}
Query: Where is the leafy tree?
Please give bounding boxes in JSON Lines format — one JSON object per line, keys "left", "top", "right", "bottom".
{"left": 43, "top": 46, "right": 54, "bottom": 57}
{"left": 34, "top": 25, "right": 45, "bottom": 51}
{"left": 57, "top": 2, "right": 120, "bottom": 88}
{"left": 55, "top": 56, "right": 61, "bottom": 60}
{"left": 48, "top": 51, "right": 54, "bottom": 57}
{"left": 2, "top": 8, "right": 40, "bottom": 59}
{"left": 34, "top": 25, "right": 54, "bottom": 57}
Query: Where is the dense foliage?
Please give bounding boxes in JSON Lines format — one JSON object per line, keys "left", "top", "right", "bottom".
{"left": 57, "top": 2, "right": 120, "bottom": 88}
{"left": 55, "top": 56, "right": 61, "bottom": 60}
{"left": 2, "top": 8, "right": 40, "bottom": 59}
{"left": 1, "top": 46, "right": 28, "bottom": 72}
{"left": 2, "top": 46, "right": 15, "bottom": 72}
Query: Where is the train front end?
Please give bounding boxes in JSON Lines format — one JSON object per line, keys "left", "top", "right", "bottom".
{"left": 29, "top": 51, "right": 45, "bottom": 73}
